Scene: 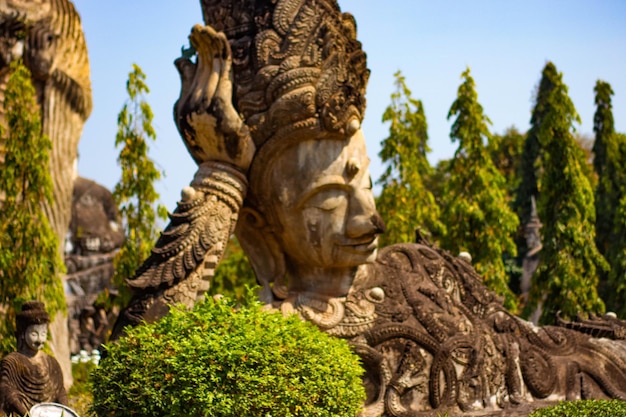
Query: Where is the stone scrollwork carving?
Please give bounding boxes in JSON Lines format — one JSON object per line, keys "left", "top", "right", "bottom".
{"left": 110, "top": 0, "right": 626, "bottom": 415}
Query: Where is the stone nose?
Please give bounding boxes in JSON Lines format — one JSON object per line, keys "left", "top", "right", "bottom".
{"left": 346, "top": 190, "right": 386, "bottom": 239}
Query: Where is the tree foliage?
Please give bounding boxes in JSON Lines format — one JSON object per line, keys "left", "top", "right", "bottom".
{"left": 592, "top": 80, "right": 619, "bottom": 305}
{"left": 602, "top": 132, "right": 626, "bottom": 316}
{"left": 91, "top": 297, "right": 366, "bottom": 417}
{"left": 592, "top": 81, "right": 625, "bottom": 263}
{"left": 112, "top": 64, "right": 167, "bottom": 305}
{"left": 488, "top": 126, "right": 525, "bottom": 200}
{"left": 487, "top": 126, "right": 526, "bottom": 291}
{"left": 527, "top": 62, "right": 607, "bottom": 323}
{"left": 607, "top": 133, "right": 626, "bottom": 319}
{"left": 515, "top": 63, "right": 558, "bottom": 231}
{"left": 0, "top": 61, "right": 65, "bottom": 355}
{"left": 376, "top": 71, "right": 443, "bottom": 246}
{"left": 441, "top": 68, "right": 519, "bottom": 311}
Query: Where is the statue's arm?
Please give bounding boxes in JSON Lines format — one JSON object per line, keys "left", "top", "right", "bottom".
{"left": 110, "top": 25, "right": 254, "bottom": 339}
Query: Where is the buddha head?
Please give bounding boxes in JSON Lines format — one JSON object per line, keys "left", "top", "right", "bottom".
{"left": 15, "top": 301, "right": 50, "bottom": 355}
{"left": 201, "top": 0, "right": 383, "bottom": 301}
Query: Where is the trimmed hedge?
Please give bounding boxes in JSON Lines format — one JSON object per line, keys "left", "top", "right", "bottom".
{"left": 530, "top": 400, "right": 626, "bottom": 416}
{"left": 90, "top": 297, "right": 365, "bottom": 416}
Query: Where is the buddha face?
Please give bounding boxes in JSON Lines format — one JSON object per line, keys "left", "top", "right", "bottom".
{"left": 268, "top": 130, "right": 384, "bottom": 272}
{"left": 23, "top": 323, "right": 47, "bottom": 353}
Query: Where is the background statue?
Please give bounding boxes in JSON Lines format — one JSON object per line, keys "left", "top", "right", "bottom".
{"left": 0, "top": 0, "right": 92, "bottom": 386}
{"left": 0, "top": 301, "right": 67, "bottom": 416}
{"left": 521, "top": 196, "right": 543, "bottom": 323}
{"left": 65, "top": 176, "right": 124, "bottom": 355}
{"left": 110, "top": 0, "right": 626, "bottom": 415}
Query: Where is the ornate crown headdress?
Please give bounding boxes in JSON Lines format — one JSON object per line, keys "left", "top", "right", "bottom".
{"left": 200, "top": 0, "right": 369, "bottom": 149}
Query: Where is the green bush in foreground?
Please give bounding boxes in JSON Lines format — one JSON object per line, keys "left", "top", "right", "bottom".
{"left": 530, "top": 400, "right": 626, "bottom": 416}
{"left": 90, "top": 297, "right": 365, "bottom": 417}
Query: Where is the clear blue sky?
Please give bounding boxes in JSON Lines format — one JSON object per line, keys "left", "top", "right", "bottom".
{"left": 72, "top": 1, "right": 626, "bottom": 211}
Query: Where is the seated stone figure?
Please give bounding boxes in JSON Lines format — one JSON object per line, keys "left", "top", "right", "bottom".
{"left": 0, "top": 301, "right": 68, "bottom": 416}
{"left": 111, "top": 1, "right": 626, "bottom": 415}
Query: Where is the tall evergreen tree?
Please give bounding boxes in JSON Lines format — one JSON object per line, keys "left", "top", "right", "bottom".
{"left": 515, "top": 64, "right": 560, "bottom": 231}
{"left": 527, "top": 62, "right": 607, "bottom": 323}
{"left": 592, "top": 81, "right": 618, "bottom": 258}
{"left": 112, "top": 64, "right": 167, "bottom": 305}
{"left": 606, "top": 133, "right": 626, "bottom": 317}
{"left": 592, "top": 80, "right": 620, "bottom": 306}
{"left": 376, "top": 70, "right": 443, "bottom": 246}
{"left": 0, "top": 61, "right": 65, "bottom": 354}
{"left": 441, "top": 68, "right": 519, "bottom": 311}
{"left": 592, "top": 81, "right": 615, "bottom": 180}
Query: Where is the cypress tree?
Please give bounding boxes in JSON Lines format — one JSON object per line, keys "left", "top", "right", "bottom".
{"left": 528, "top": 62, "right": 607, "bottom": 323}
{"left": 592, "top": 80, "right": 620, "bottom": 305}
{"left": 515, "top": 64, "right": 560, "bottom": 233}
{"left": 376, "top": 70, "right": 443, "bottom": 246}
{"left": 0, "top": 61, "right": 66, "bottom": 354}
{"left": 592, "top": 81, "right": 615, "bottom": 181}
{"left": 592, "top": 81, "right": 619, "bottom": 257}
{"left": 441, "top": 68, "right": 519, "bottom": 311}
{"left": 606, "top": 133, "right": 626, "bottom": 317}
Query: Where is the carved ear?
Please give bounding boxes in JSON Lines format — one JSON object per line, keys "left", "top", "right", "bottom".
{"left": 235, "top": 207, "right": 287, "bottom": 304}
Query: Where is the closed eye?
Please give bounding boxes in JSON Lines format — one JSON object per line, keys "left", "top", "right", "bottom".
{"left": 304, "top": 188, "right": 347, "bottom": 211}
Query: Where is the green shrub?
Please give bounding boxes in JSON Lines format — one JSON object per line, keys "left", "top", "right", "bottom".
{"left": 90, "top": 297, "right": 365, "bottom": 417}
{"left": 530, "top": 400, "right": 626, "bottom": 416}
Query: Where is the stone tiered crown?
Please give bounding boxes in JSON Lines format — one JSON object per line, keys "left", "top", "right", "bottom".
{"left": 200, "top": 0, "right": 369, "bottom": 148}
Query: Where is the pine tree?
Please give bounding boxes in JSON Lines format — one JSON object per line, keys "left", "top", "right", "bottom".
{"left": 592, "top": 81, "right": 615, "bottom": 181}
{"left": 603, "top": 130, "right": 626, "bottom": 316}
{"left": 376, "top": 71, "right": 443, "bottom": 246}
{"left": 441, "top": 68, "right": 519, "bottom": 311}
{"left": 592, "top": 81, "right": 619, "bottom": 258}
{"left": 592, "top": 80, "right": 619, "bottom": 306}
{"left": 528, "top": 62, "right": 607, "bottom": 323}
{"left": 515, "top": 64, "right": 560, "bottom": 232}
{"left": 112, "top": 64, "right": 167, "bottom": 305}
{"left": 0, "top": 61, "right": 65, "bottom": 354}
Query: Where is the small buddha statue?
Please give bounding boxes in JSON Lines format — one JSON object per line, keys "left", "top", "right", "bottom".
{"left": 0, "top": 301, "right": 68, "bottom": 416}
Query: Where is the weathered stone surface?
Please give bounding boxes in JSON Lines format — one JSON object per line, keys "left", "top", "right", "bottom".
{"left": 110, "top": 0, "right": 626, "bottom": 415}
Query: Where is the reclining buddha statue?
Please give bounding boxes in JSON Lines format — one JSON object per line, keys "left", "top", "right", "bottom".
{"left": 110, "top": 1, "right": 626, "bottom": 415}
